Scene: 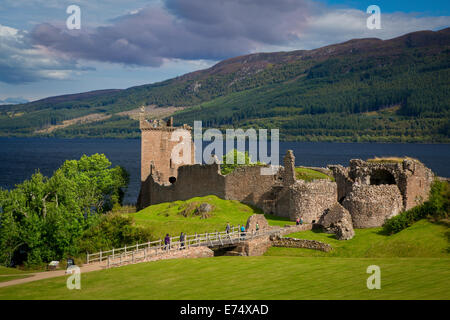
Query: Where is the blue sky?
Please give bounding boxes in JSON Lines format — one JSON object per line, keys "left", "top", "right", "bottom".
{"left": 0, "top": 0, "right": 448, "bottom": 102}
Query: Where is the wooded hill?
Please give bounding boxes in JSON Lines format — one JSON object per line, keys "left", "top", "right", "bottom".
{"left": 1, "top": 28, "right": 449, "bottom": 142}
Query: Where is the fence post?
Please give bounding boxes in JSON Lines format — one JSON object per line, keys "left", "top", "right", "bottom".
{"left": 159, "top": 239, "right": 162, "bottom": 252}
{"left": 107, "top": 256, "right": 111, "bottom": 268}
{"left": 86, "top": 252, "right": 89, "bottom": 264}
{"left": 100, "top": 250, "right": 102, "bottom": 262}
{"left": 112, "top": 248, "right": 115, "bottom": 260}
{"left": 132, "top": 251, "right": 135, "bottom": 264}
{"left": 124, "top": 244, "right": 127, "bottom": 254}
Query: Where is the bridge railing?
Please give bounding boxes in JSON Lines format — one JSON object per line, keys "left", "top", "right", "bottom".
{"left": 86, "top": 225, "right": 278, "bottom": 265}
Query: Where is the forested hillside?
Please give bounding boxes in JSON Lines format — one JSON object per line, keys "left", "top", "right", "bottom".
{"left": 0, "top": 28, "right": 449, "bottom": 142}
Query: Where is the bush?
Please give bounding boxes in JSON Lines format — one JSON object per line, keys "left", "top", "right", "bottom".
{"left": 383, "top": 180, "right": 449, "bottom": 234}
{"left": 77, "top": 213, "right": 153, "bottom": 254}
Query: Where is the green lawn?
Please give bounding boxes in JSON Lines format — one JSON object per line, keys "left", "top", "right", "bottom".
{"left": 0, "top": 256, "right": 448, "bottom": 300}
{"left": 1, "top": 214, "right": 448, "bottom": 300}
{"left": 0, "top": 267, "right": 32, "bottom": 283}
{"left": 266, "top": 220, "right": 449, "bottom": 258}
{"left": 295, "top": 167, "right": 334, "bottom": 182}
{"left": 129, "top": 195, "right": 293, "bottom": 239}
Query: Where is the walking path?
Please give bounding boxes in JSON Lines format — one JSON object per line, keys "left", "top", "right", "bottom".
{"left": 0, "top": 224, "right": 311, "bottom": 288}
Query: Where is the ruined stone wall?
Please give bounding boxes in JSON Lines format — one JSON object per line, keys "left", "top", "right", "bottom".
{"left": 342, "top": 184, "right": 403, "bottom": 228}
{"left": 271, "top": 236, "right": 332, "bottom": 252}
{"left": 280, "top": 180, "right": 338, "bottom": 223}
{"left": 140, "top": 120, "right": 194, "bottom": 186}
{"left": 399, "top": 160, "right": 434, "bottom": 210}
{"left": 141, "top": 164, "right": 226, "bottom": 207}
{"left": 224, "top": 166, "right": 279, "bottom": 208}
{"left": 234, "top": 236, "right": 272, "bottom": 256}
{"left": 329, "top": 165, "right": 353, "bottom": 202}
{"left": 139, "top": 163, "right": 280, "bottom": 209}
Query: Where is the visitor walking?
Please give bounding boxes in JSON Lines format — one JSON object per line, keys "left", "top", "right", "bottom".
{"left": 300, "top": 218, "right": 303, "bottom": 225}
{"left": 240, "top": 225, "right": 245, "bottom": 239}
{"left": 296, "top": 217, "right": 300, "bottom": 225}
{"left": 164, "top": 233, "right": 171, "bottom": 251}
{"left": 226, "top": 222, "right": 231, "bottom": 234}
{"left": 180, "top": 232, "right": 185, "bottom": 250}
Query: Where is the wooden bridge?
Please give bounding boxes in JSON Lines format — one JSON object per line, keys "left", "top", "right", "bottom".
{"left": 86, "top": 226, "right": 282, "bottom": 269}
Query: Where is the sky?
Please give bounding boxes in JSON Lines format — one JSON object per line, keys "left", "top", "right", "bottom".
{"left": 0, "top": 0, "right": 449, "bottom": 102}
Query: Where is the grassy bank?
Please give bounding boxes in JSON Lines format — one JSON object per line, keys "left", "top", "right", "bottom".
{"left": 128, "top": 195, "right": 293, "bottom": 239}
{"left": 265, "top": 220, "right": 449, "bottom": 258}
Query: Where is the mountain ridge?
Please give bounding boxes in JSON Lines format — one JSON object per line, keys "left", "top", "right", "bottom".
{"left": 1, "top": 28, "right": 449, "bottom": 142}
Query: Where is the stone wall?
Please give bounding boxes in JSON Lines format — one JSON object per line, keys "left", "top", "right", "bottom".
{"left": 270, "top": 236, "right": 332, "bottom": 252}
{"left": 342, "top": 184, "right": 403, "bottom": 228}
{"left": 233, "top": 236, "right": 272, "bottom": 256}
{"left": 138, "top": 162, "right": 280, "bottom": 209}
{"left": 140, "top": 118, "right": 194, "bottom": 185}
{"left": 280, "top": 180, "right": 338, "bottom": 223}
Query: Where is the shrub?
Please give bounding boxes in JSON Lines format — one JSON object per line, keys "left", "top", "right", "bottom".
{"left": 383, "top": 180, "right": 449, "bottom": 234}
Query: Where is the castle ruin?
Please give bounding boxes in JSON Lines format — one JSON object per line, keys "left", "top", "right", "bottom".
{"left": 137, "top": 114, "right": 435, "bottom": 237}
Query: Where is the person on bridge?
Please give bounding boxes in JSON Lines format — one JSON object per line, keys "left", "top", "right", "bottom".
{"left": 240, "top": 225, "right": 245, "bottom": 239}
{"left": 164, "top": 234, "right": 171, "bottom": 250}
{"left": 296, "top": 217, "right": 300, "bottom": 225}
{"left": 180, "top": 232, "right": 185, "bottom": 250}
{"left": 226, "top": 222, "right": 231, "bottom": 234}
{"left": 300, "top": 218, "right": 304, "bottom": 225}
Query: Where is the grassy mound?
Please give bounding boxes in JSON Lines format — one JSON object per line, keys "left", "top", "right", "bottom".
{"left": 295, "top": 167, "right": 334, "bottom": 182}
{"left": 129, "top": 195, "right": 293, "bottom": 239}
{"left": 265, "top": 220, "right": 449, "bottom": 258}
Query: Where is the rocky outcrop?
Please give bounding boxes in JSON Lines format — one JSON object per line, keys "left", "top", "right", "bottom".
{"left": 342, "top": 184, "right": 403, "bottom": 228}
{"left": 318, "top": 203, "right": 354, "bottom": 240}
{"left": 245, "top": 214, "right": 270, "bottom": 232}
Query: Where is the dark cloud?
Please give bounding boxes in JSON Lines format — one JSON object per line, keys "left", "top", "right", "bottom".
{"left": 30, "top": 0, "right": 316, "bottom": 66}
{"left": 0, "top": 24, "right": 87, "bottom": 84}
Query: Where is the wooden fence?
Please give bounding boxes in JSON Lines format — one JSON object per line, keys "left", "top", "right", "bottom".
{"left": 86, "top": 225, "right": 278, "bottom": 268}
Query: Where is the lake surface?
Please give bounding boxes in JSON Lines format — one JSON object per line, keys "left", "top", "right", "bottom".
{"left": 0, "top": 137, "right": 449, "bottom": 205}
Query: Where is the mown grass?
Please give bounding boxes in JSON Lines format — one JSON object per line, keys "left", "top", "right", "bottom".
{"left": 0, "top": 256, "right": 448, "bottom": 300}
{"left": 295, "top": 167, "right": 334, "bottom": 182}
{"left": 128, "top": 195, "right": 293, "bottom": 239}
{"left": 0, "top": 219, "right": 448, "bottom": 299}
{"left": 0, "top": 267, "right": 33, "bottom": 283}
{"left": 265, "top": 220, "right": 449, "bottom": 258}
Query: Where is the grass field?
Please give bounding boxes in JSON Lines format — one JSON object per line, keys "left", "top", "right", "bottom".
{"left": 265, "top": 220, "right": 450, "bottom": 258}
{"left": 128, "top": 195, "right": 293, "bottom": 239}
{"left": 0, "top": 256, "right": 448, "bottom": 300}
{"left": 0, "top": 203, "right": 448, "bottom": 300}
{"left": 0, "top": 267, "right": 32, "bottom": 283}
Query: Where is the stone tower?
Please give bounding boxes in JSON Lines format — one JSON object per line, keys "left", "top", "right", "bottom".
{"left": 139, "top": 107, "right": 195, "bottom": 186}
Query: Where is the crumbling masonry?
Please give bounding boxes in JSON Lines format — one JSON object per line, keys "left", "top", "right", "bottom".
{"left": 137, "top": 116, "right": 435, "bottom": 236}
